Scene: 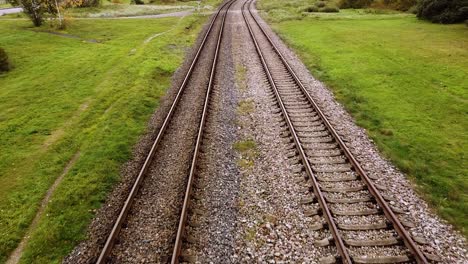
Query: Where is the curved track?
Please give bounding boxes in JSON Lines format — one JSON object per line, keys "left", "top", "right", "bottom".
{"left": 95, "top": 1, "right": 235, "bottom": 262}
{"left": 241, "top": 0, "right": 433, "bottom": 263}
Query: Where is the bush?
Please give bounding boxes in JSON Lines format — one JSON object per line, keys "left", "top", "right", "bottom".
{"left": 0, "top": 48, "right": 10, "bottom": 73}
{"left": 371, "top": 0, "right": 417, "bottom": 11}
{"left": 339, "top": 0, "right": 373, "bottom": 8}
{"left": 417, "top": 0, "right": 468, "bottom": 24}
{"left": 132, "top": 0, "right": 144, "bottom": 4}
{"left": 304, "top": 5, "right": 319, "bottom": 12}
{"left": 315, "top": 1, "right": 327, "bottom": 7}
{"left": 320, "top": 6, "right": 340, "bottom": 12}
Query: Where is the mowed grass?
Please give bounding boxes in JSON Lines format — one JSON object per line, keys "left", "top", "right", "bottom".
{"left": 0, "top": 15, "right": 207, "bottom": 263}
{"left": 259, "top": 3, "right": 467, "bottom": 234}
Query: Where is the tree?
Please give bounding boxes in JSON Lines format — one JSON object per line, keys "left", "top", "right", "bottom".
{"left": 20, "top": 0, "right": 47, "bottom": 26}
{"left": 417, "top": 0, "right": 468, "bottom": 23}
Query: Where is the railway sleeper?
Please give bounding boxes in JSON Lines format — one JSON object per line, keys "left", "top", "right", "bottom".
{"left": 288, "top": 111, "right": 317, "bottom": 116}
{"left": 301, "top": 136, "right": 334, "bottom": 144}
{"left": 290, "top": 115, "right": 321, "bottom": 123}
{"left": 312, "top": 164, "right": 353, "bottom": 173}
{"left": 320, "top": 184, "right": 367, "bottom": 192}
{"left": 319, "top": 255, "right": 337, "bottom": 264}
{"left": 325, "top": 196, "right": 373, "bottom": 204}
{"left": 285, "top": 104, "right": 314, "bottom": 110}
{"left": 308, "top": 155, "right": 347, "bottom": 164}
{"left": 286, "top": 108, "right": 315, "bottom": 114}
{"left": 314, "top": 237, "right": 332, "bottom": 247}
{"left": 352, "top": 255, "right": 410, "bottom": 263}
{"left": 298, "top": 130, "right": 329, "bottom": 138}
{"left": 330, "top": 207, "right": 380, "bottom": 216}
{"left": 304, "top": 207, "right": 320, "bottom": 216}
{"left": 305, "top": 149, "right": 343, "bottom": 158}
{"left": 316, "top": 172, "right": 358, "bottom": 182}
{"left": 282, "top": 99, "right": 309, "bottom": 105}
{"left": 302, "top": 142, "right": 338, "bottom": 150}
{"left": 292, "top": 120, "right": 324, "bottom": 127}
{"left": 180, "top": 252, "right": 198, "bottom": 263}
{"left": 338, "top": 222, "right": 389, "bottom": 230}
{"left": 345, "top": 237, "right": 400, "bottom": 247}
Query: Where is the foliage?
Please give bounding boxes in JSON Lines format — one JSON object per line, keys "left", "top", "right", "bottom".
{"left": 320, "top": 5, "right": 340, "bottom": 12}
{"left": 63, "top": 0, "right": 100, "bottom": 7}
{"left": 19, "top": 0, "right": 47, "bottom": 26}
{"left": 0, "top": 48, "right": 10, "bottom": 73}
{"left": 339, "top": 0, "right": 373, "bottom": 8}
{"left": 6, "top": 0, "right": 19, "bottom": 6}
{"left": 377, "top": 0, "right": 417, "bottom": 11}
{"left": 263, "top": 8, "right": 467, "bottom": 234}
{"left": 417, "top": 0, "right": 468, "bottom": 23}
{"left": 315, "top": 1, "right": 326, "bottom": 8}
{"left": 131, "top": 0, "right": 144, "bottom": 5}
{"left": 304, "top": 5, "right": 319, "bottom": 12}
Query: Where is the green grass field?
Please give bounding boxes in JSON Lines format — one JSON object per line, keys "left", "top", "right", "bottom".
{"left": 258, "top": 1, "right": 467, "bottom": 235}
{"left": 0, "top": 14, "right": 208, "bottom": 263}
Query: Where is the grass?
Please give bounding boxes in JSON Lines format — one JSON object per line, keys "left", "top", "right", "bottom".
{"left": 258, "top": 0, "right": 467, "bottom": 235}
{"left": 234, "top": 139, "right": 259, "bottom": 169}
{"left": 65, "top": 3, "right": 192, "bottom": 18}
{"left": 238, "top": 99, "right": 255, "bottom": 115}
{"left": 0, "top": 13, "right": 210, "bottom": 263}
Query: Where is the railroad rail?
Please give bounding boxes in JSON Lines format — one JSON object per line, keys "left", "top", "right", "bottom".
{"left": 241, "top": 0, "right": 433, "bottom": 263}
{"left": 171, "top": 0, "right": 236, "bottom": 263}
{"left": 95, "top": 1, "right": 234, "bottom": 263}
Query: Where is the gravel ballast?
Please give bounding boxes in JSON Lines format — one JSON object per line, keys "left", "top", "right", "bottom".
{"left": 65, "top": 0, "right": 466, "bottom": 263}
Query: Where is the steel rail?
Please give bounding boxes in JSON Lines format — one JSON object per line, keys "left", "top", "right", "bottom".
{"left": 243, "top": 0, "right": 429, "bottom": 263}
{"left": 170, "top": 0, "right": 236, "bottom": 263}
{"left": 241, "top": 0, "right": 351, "bottom": 262}
{"left": 96, "top": 1, "right": 235, "bottom": 263}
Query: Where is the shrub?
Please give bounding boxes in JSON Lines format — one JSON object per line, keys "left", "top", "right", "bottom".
{"left": 370, "top": 0, "right": 417, "bottom": 11}
{"left": 0, "top": 48, "right": 10, "bottom": 73}
{"left": 7, "top": 0, "right": 19, "bottom": 6}
{"left": 132, "top": 0, "right": 144, "bottom": 4}
{"left": 304, "top": 5, "right": 319, "bottom": 12}
{"left": 320, "top": 6, "right": 340, "bottom": 12}
{"left": 315, "top": 1, "right": 327, "bottom": 8}
{"left": 417, "top": 0, "right": 468, "bottom": 24}
{"left": 339, "top": 0, "right": 373, "bottom": 8}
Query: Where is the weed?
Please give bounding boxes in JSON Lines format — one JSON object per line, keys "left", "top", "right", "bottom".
{"left": 235, "top": 63, "right": 247, "bottom": 92}
{"left": 234, "top": 139, "right": 259, "bottom": 170}
{"left": 238, "top": 99, "right": 255, "bottom": 115}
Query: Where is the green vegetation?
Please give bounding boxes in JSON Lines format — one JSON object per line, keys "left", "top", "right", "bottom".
{"left": 234, "top": 139, "right": 259, "bottom": 169}
{"left": 0, "top": 48, "right": 9, "bottom": 72}
{"left": 65, "top": 4, "right": 190, "bottom": 18}
{"left": 238, "top": 99, "right": 255, "bottom": 115}
{"left": 0, "top": 14, "right": 208, "bottom": 263}
{"left": 259, "top": 1, "right": 467, "bottom": 234}
{"left": 417, "top": 0, "right": 468, "bottom": 24}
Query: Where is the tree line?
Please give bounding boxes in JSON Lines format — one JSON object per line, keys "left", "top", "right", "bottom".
{"left": 340, "top": 0, "right": 467, "bottom": 23}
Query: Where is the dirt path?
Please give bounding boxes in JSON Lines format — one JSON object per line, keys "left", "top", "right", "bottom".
{"left": 6, "top": 152, "right": 80, "bottom": 264}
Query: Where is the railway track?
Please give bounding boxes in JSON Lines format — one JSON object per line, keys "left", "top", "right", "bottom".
{"left": 95, "top": 1, "right": 235, "bottom": 263}
{"left": 241, "top": 0, "right": 437, "bottom": 263}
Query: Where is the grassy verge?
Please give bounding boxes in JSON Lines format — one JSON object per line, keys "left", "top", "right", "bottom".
{"left": 65, "top": 3, "right": 192, "bottom": 18}
{"left": 0, "top": 14, "right": 209, "bottom": 263}
{"left": 258, "top": 0, "right": 467, "bottom": 235}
